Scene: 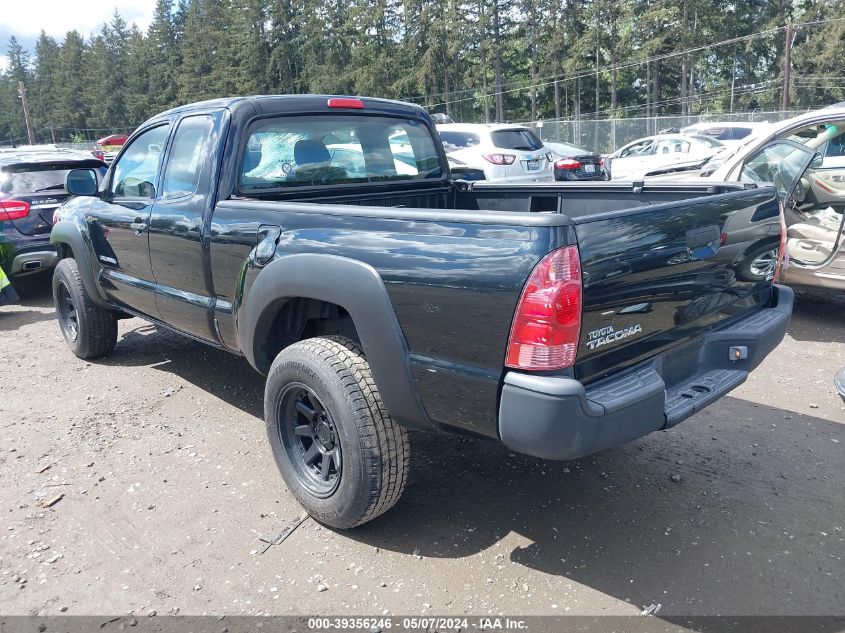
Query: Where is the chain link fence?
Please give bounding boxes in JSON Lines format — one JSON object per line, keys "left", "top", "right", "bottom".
{"left": 521, "top": 110, "right": 814, "bottom": 154}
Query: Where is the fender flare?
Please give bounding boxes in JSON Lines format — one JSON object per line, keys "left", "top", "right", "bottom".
{"left": 50, "top": 219, "right": 111, "bottom": 308}
{"left": 238, "top": 253, "right": 433, "bottom": 431}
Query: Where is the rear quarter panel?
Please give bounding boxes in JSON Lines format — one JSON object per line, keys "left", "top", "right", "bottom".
{"left": 210, "top": 202, "right": 573, "bottom": 436}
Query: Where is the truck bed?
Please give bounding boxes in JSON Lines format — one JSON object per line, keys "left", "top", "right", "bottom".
{"left": 214, "top": 179, "right": 781, "bottom": 434}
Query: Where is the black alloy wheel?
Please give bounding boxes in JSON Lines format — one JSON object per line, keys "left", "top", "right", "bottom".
{"left": 56, "top": 280, "right": 79, "bottom": 342}
{"left": 277, "top": 383, "right": 342, "bottom": 497}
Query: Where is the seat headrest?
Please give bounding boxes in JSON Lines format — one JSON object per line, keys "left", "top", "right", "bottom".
{"left": 294, "top": 139, "right": 330, "bottom": 167}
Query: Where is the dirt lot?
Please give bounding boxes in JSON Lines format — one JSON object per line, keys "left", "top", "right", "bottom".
{"left": 0, "top": 273, "right": 842, "bottom": 618}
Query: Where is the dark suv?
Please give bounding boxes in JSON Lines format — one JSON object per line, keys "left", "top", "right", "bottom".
{"left": 0, "top": 147, "right": 106, "bottom": 277}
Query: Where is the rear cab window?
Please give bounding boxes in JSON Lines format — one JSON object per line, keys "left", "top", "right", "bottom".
{"left": 490, "top": 129, "right": 544, "bottom": 151}
{"left": 239, "top": 115, "right": 443, "bottom": 191}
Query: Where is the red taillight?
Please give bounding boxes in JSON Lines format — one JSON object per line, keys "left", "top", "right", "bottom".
{"left": 599, "top": 157, "right": 605, "bottom": 167}
{"left": 506, "top": 246, "right": 582, "bottom": 371}
{"left": 774, "top": 201, "right": 788, "bottom": 282}
{"left": 327, "top": 97, "right": 365, "bottom": 109}
{"left": 0, "top": 200, "right": 30, "bottom": 221}
{"left": 554, "top": 158, "right": 581, "bottom": 170}
{"left": 92, "top": 150, "right": 105, "bottom": 161}
{"left": 482, "top": 153, "right": 516, "bottom": 165}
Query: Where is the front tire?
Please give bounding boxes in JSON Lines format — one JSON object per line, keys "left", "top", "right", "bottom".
{"left": 264, "top": 336, "right": 410, "bottom": 529}
{"left": 52, "top": 258, "right": 117, "bottom": 359}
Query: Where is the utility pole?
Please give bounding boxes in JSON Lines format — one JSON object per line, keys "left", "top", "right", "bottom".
{"left": 782, "top": 24, "right": 794, "bottom": 110}
{"left": 17, "top": 81, "right": 35, "bottom": 145}
{"left": 730, "top": 52, "right": 737, "bottom": 113}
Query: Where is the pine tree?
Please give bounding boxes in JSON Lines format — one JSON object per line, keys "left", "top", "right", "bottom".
{"left": 54, "top": 31, "right": 88, "bottom": 133}
{"left": 31, "top": 32, "right": 62, "bottom": 138}
{"left": 145, "top": 0, "right": 180, "bottom": 111}
{"left": 267, "top": 0, "right": 305, "bottom": 94}
{"left": 124, "top": 25, "right": 152, "bottom": 125}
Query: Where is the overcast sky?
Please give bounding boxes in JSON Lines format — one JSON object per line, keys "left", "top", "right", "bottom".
{"left": 0, "top": 1, "right": 157, "bottom": 70}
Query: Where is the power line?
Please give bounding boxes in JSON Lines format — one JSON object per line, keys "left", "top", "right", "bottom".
{"left": 403, "top": 16, "right": 845, "bottom": 109}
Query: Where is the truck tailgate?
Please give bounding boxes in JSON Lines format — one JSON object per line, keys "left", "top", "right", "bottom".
{"left": 573, "top": 187, "right": 782, "bottom": 383}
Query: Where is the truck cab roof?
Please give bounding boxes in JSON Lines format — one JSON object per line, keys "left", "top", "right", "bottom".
{"left": 144, "top": 95, "right": 431, "bottom": 128}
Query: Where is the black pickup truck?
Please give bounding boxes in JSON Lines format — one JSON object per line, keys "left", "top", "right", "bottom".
{"left": 51, "top": 96, "right": 803, "bottom": 528}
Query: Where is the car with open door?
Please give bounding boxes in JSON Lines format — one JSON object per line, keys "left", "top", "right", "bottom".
{"left": 707, "top": 113, "right": 845, "bottom": 295}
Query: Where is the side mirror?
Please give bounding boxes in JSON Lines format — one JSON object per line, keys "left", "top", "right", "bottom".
{"left": 66, "top": 169, "right": 99, "bottom": 196}
{"left": 810, "top": 152, "right": 823, "bottom": 170}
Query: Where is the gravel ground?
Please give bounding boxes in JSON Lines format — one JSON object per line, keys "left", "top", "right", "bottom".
{"left": 0, "top": 273, "right": 842, "bottom": 618}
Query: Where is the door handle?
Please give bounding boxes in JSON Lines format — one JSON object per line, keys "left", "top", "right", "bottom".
{"left": 130, "top": 221, "right": 148, "bottom": 235}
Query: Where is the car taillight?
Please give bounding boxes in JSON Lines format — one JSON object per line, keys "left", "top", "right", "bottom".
{"left": 482, "top": 153, "right": 516, "bottom": 165}
{"left": 599, "top": 157, "right": 605, "bottom": 167}
{"left": 505, "top": 245, "right": 582, "bottom": 371}
{"left": 555, "top": 158, "right": 581, "bottom": 170}
{"left": 0, "top": 200, "right": 30, "bottom": 221}
{"left": 92, "top": 150, "right": 105, "bottom": 161}
{"left": 773, "top": 201, "right": 788, "bottom": 282}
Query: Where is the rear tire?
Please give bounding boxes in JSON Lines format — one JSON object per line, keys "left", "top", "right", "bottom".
{"left": 264, "top": 336, "right": 410, "bottom": 529}
{"left": 52, "top": 258, "right": 117, "bottom": 359}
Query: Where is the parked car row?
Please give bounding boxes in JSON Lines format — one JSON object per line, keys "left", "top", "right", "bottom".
{"left": 2, "top": 94, "right": 841, "bottom": 529}
{"left": 436, "top": 123, "right": 609, "bottom": 183}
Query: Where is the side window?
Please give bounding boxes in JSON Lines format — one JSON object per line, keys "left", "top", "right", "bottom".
{"left": 110, "top": 125, "right": 170, "bottom": 201}
{"left": 824, "top": 132, "right": 845, "bottom": 158}
{"left": 439, "top": 131, "right": 481, "bottom": 152}
{"left": 620, "top": 140, "right": 653, "bottom": 158}
{"left": 161, "top": 116, "right": 214, "bottom": 199}
{"left": 656, "top": 139, "right": 688, "bottom": 154}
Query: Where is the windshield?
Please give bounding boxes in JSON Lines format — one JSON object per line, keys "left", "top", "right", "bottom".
{"left": 240, "top": 115, "right": 443, "bottom": 191}
{"left": 490, "top": 129, "right": 544, "bottom": 151}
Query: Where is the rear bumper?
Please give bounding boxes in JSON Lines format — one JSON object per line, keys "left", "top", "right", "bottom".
{"left": 499, "top": 285, "right": 794, "bottom": 461}
{"left": 484, "top": 166, "right": 554, "bottom": 183}
{"left": 554, "top": 170, "right": 607, "bottom": 182}
{"left": 0, "top": 234, "right": 56, "bottom": 276}
{"left": 10, "top": 249, "right": 58, "bottom": 275}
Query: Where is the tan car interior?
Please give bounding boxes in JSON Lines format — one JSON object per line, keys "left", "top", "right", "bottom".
{"left": 785, "top": 122, "right": 845, "bottom": 266}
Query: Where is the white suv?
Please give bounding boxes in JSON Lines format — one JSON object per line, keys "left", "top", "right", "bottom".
{"left": 437, "top": 123, "right": 553, "bottom": 183}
